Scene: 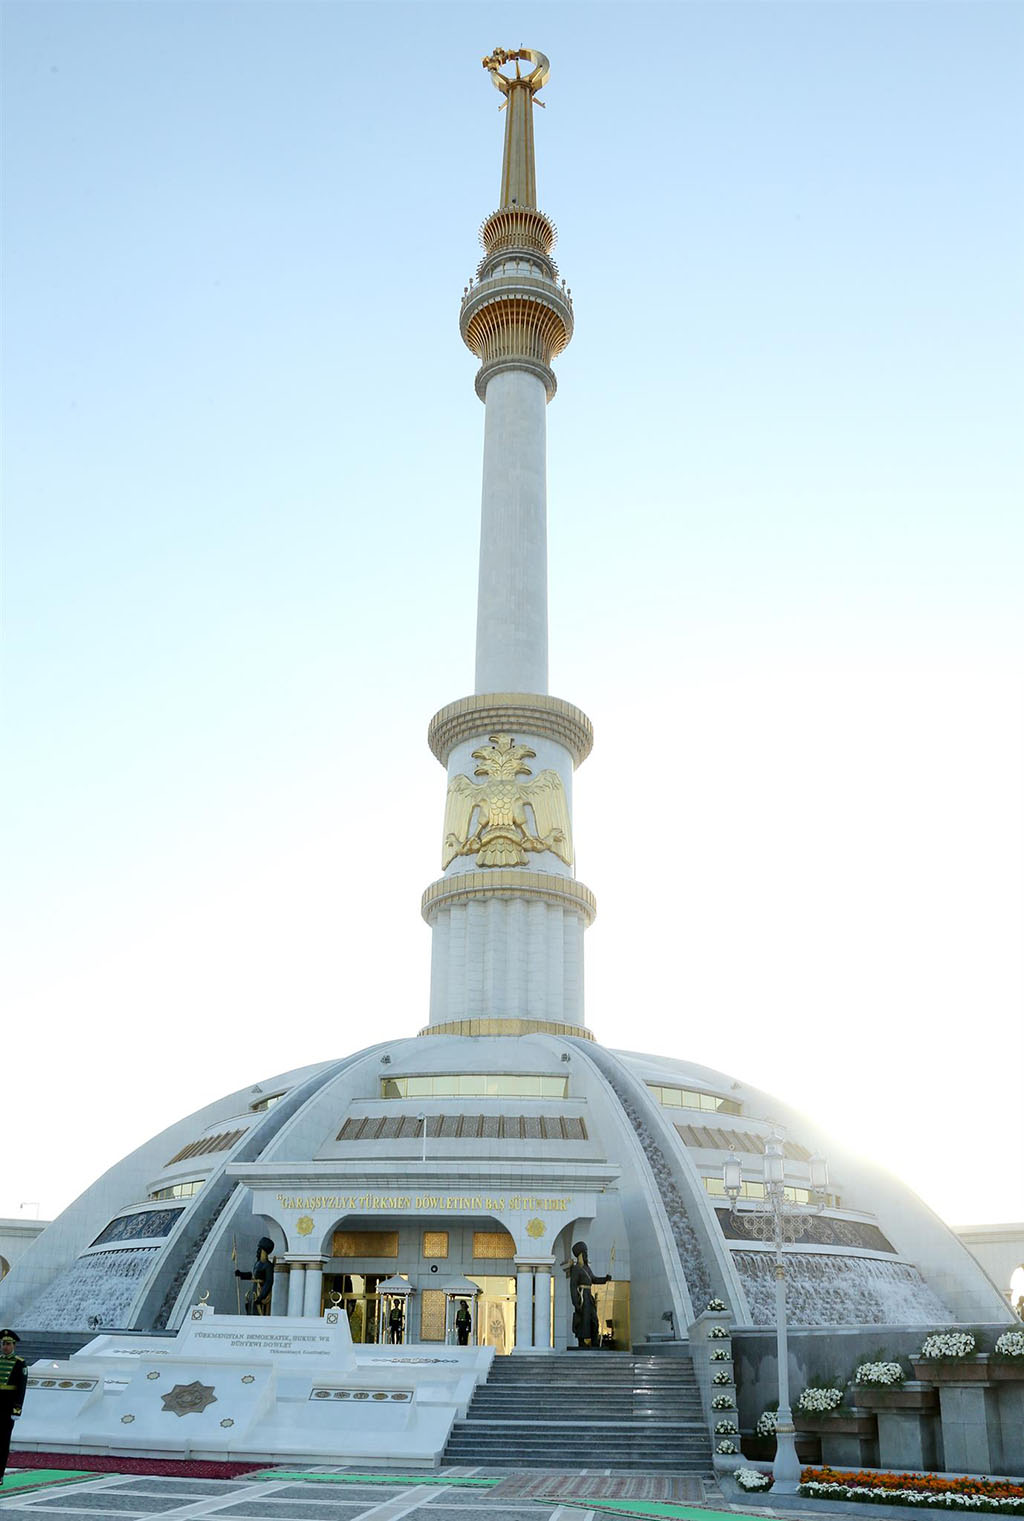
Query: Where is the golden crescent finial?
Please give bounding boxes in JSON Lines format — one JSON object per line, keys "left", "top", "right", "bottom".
{"left": 482, "top": 47, "right": 550, "bottom": 95}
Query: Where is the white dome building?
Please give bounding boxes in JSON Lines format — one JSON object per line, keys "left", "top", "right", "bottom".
{"left": 1, "top": 48, "right": 1009, "bottom": 1356}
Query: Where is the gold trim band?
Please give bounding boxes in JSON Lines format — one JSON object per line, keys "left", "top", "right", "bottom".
{"left": 421, "top": 869, "right": 597, "bottom": 925}
{"left": 418, "top": 1016, "right": 595, "bottom": 1041}
{"left": 428, "top": 693, "right": 593, "bottom": 767}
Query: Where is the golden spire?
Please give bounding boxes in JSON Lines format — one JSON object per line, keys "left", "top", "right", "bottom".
{"left": 482, "top": 47, "right": 550, "bottom": 209}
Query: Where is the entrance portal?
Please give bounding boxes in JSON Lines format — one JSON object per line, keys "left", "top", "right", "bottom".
{"left": 329, "top": 1273, "right": 387, "bottom": 1344}
{"left": 469, "top": 1274, "right": 515, "bottom": 1354}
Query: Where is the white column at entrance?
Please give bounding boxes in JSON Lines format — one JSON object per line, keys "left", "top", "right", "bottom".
{"left": 514, "top": 1266, "right": 533, "bottom": 1351}
{"left": 271, "top": 1261, "right": 289, "bottom": 1316}
{"left": 303, "top": 1258, "right": 325, "bottom": 1317}
{"left": 533, "top": 1267, "right": 553, "bottom": 1350}
{"left": 514, "top": 1256, "right": 556, "bottom": 1351}
{"left": 286, "top": 1259, "right": 306, "bottom": 1317}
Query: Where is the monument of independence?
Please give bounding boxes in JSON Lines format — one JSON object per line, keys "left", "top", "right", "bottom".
{"left": 0, "top": 47, "right": 1010, "bottom": 1423}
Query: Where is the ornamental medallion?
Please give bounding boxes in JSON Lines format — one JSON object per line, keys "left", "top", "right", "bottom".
{"left": 161, "top": 1380, "right": 218, "bottom": 1417}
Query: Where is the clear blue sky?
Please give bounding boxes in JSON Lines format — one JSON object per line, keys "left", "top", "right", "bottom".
{"left": 3, "top": 1, "right": 1022, "bottom": 1230}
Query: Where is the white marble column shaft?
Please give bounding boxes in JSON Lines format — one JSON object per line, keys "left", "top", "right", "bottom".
{"left": 286, "top": 1262, "right": 306, "bottom": 1317}
{"left": 303, "top": 1260, "right": 324, "bottom": 1317}
{"left": 514, "top": 1269, "right": 533, "bottom": 1351}
{"left": 533, "top": 1268, "right": 553, "bottom": 1350}
{"left": 475, "top": 369, "right": 549, "bottom": 695}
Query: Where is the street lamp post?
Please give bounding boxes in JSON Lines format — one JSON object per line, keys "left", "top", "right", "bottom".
{"left": 723, "top": 1136, "right": 829, "bottom": 1495}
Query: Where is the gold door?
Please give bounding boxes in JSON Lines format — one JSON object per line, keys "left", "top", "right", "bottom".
{"left": 468, "top": 1275, "right": 515, "bottom": 1355}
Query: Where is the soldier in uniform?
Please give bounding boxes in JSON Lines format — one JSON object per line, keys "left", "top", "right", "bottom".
{"left": 0, "top": 1329, "right": 27, "bottom": 1485}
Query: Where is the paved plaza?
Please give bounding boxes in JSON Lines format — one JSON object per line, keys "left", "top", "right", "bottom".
{"left": 0, "top": 1463, "right": 818, "bottom": 1521}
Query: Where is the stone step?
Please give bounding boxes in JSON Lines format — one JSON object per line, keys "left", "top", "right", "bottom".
{"left": 443, "top": 1349, "right": 713, "bottom": 1474}
{"left": 442, "top": 1450, "right": 710, "bottom": 1472}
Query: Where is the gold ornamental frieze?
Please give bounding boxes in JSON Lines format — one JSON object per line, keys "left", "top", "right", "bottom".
{"left": 442, "top": 733, "right": 572, "bottom": 869}
{"left": 419, "top": 1016, "right": 595, "bottom": 1040}
{"left": 461, "top": 289, "right": 572, "bottom": 363}
{"left": 421, "top": 868, "right": 596, "bottom": 926}
{"left": 479, "top": 205, "right": 557, "bottom": 258}
{"left": 428, "top": 693, "right": 593, "bottom": 766}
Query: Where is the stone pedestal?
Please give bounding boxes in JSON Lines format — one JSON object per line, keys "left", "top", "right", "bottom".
{"left": 995, "top": 1379, "right": 1024, "bottom": 1474}
{"left": 794, "top": 1412, "right": 878, "bottom": 1469}
{"left": 853, "top": 1383, "right": 941, "bottom": 1471}
{"left": 878, "top": 1408, "right": 943, "bottom": 1470}
{"left": 911, "top": 1357, "right": 1024, "bottom": 1476}
{"left": 936, "top": 1384, "right": 1003, "bottom": 1474}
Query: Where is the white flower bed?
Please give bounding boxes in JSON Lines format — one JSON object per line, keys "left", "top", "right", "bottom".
{"left": 715, "top": 1419, "right": 738, "bottom": 1434}
{"left": 706, "top": 1297, "right": 728, "bottom": 1312}
{"left": 995, "top": 1330, "right": 1024, "bottom": 1359}
{"left": 715, "top": 1439, "right": 738, "bottom": 1455}
{"left": 736, "top": 1468, "right": 773, "bottom": 1492}
{"left": 708, "top": 1324, "right": 730, "bottom": 1339}
{"left": 755, "top": 1408, "right": 777, "bottom": 1437}
{"left": 855, "top": 1360, "right": 905, "bottom": 1386}
{"left": 796, "top": 1385, "right": 844, "bottom": 1414}
{"left": 710, "top": 1347, "right": 730, "bottom": 1361}
{"left": 711, "top": 1394, "right": 735, "bottom": 1410}
{"left": 712, "top": 1370, "right": 733, "bottom": 1385}
{"left": 919, "top": 1331, "right": 975, "bottom": 1359}
{"left": 799, "top": 1480, "right": 1024, "bottom": 1514}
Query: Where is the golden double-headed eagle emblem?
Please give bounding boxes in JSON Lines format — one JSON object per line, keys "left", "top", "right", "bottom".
{"left": 443, "top": 733, "right": 573, "bottom": 870}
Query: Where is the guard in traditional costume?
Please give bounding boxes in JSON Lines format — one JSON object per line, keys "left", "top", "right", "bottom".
{"left": 0, "top": 1329, "right": 27, "bottom": 1484}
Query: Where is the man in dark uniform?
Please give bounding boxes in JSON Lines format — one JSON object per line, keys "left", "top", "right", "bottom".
{"left": 0, "top": 1329, "right": 27, "bottom": 1485}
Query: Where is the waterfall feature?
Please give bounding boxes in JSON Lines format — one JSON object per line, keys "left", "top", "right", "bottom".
{"left": 733, "top": 1251, "right": 953, "bottom": 1326}
{"left": 24, "top": 1247, "right": 160, "bottom": 1330}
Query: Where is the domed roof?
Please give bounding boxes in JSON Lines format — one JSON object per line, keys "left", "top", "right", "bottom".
{"left": 0, "top": 1033, "right": 1008, "bottom": 1338}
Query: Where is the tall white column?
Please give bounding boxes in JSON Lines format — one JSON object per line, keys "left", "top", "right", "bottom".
{"left": 271, "top": 1261, "right": 289, "bottom": 1316}
{"left": 286, "top": 1260, "right": 306, "bottom": 1317}
{"left": 532, "top": 1267, "right": 553, "bottom": 1350}
{"left": 475, "top": 369, "right": 549, "bottom": 695}
{"left": 514, "top": 1266, "right": 534, "bottom": 1351}
{"left": 303, "top": 1259, "right": 325, "bottom": 1318}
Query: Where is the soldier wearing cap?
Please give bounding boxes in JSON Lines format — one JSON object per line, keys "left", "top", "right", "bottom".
{"left": 0, "top": 1329, "right": 27, "bottom": 1484}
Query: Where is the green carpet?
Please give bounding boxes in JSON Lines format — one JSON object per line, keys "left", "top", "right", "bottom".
{"left": 2, "top": 1470, "right": 96, "bottom": 1494}
{"left": 247, "top": 1470, "right": 499, "bottom": 1487}
{"left": 551, "top": 1504, "right": 757, "bottom": 1520}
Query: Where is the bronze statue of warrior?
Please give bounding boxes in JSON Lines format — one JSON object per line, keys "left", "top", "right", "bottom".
{"left": 569, "top": 1240, "right": 611, "bottom": 1348}
{"left": 235, "top": 1237, "right": 275, "bottom": 1315}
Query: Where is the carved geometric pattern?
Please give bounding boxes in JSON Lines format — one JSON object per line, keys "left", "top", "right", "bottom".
{"left": 472, "top": 1230, "right": 516, "bottom": 1260}
{"left": 161, "top": 1380, "right": 218, "bottom": 1417}
{"left": 419, "top": 1289, "right": 446, "bottom": 1342}
{"left": 332, "top": 1230, "right": 398, "bottom": 1258}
